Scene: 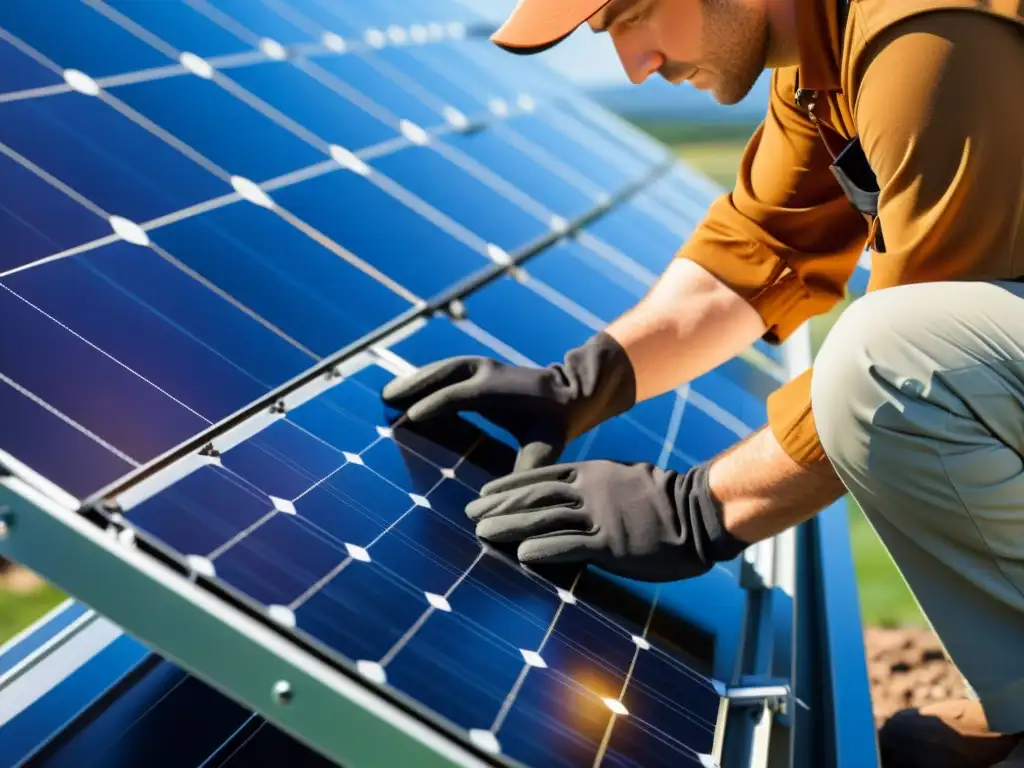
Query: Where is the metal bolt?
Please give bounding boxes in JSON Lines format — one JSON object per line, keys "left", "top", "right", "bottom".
{"left": 446, "top": 299, "right": 467, "bottom": 320}
{"left": 271, "top": 680, "right": 293, "bottom": 706}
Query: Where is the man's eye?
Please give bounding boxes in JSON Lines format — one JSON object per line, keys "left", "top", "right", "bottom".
{"left": 623, "top": 4, "right": 652, "bottom": 26}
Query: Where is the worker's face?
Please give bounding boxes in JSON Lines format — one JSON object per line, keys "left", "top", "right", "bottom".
{"left": 588, "top": 0, "right": 770, "bottom": 105}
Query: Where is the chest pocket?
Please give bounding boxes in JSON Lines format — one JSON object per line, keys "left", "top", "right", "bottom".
{"left": 831, "top": 136, "right": 885, "bottom": 252}
{"left": 794, "top": 0, "right": 887, "bottom": 253}
{"left": 793, "top": 88, "right": 886, "bottom": 253}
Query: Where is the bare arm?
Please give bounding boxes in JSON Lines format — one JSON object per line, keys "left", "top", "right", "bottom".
{"left": 709, "top": 425, "right": 847, "bottom": 543}
{"left": 603, "top": 257, "right": 768, "bottom": 402}
{"left": 604, "top": 256, "right": 845, "bottom": 542}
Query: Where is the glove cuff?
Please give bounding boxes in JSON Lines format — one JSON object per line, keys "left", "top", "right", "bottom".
{"left": 693, "top": 461, "right": 750, "bottom": 563}
{"left": 555, "top": 331, "right": 637, "bottom": 441}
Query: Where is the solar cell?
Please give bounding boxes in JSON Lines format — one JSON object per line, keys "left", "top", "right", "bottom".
{"left": 0, "top": 0, "right": 818, "bottom": 765}
{"left": 115, "top": 356, "right": 723, "bottom": 766}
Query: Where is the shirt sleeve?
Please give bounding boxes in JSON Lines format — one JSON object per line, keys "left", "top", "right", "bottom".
{"left": 768, "top": 8, "right": 1024, "bottom": 468}
{"left": 677, "top": 67, "right": 868, "bottom": 345}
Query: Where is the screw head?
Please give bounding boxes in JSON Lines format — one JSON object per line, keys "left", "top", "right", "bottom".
{"left": 271, "top": 680, "right": 293, "bottom": 705}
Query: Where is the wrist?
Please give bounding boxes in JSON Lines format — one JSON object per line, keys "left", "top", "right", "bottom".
{"left": 690, "top": 460, "right": 751, "bottom": 562}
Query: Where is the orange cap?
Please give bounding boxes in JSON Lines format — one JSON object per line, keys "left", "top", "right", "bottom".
{"left": 491, "top": 0, "right": 612, "bottom": 55}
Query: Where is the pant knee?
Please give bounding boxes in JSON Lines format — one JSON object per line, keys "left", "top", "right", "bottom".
{"left": 810, "top": 290, "right": 906, "bottom": 474}
{"left": 810, "top": 283, "right": 1024, "bottom": 500}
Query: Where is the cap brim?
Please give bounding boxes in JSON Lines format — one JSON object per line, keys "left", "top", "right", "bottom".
{"left": 490, "top": 0, "right": 611, "bottom": 56}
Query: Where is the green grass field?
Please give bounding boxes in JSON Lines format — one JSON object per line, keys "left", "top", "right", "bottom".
{"left": 0, "top": 126, "right": 924, "bottom": 648}
{"left": 0, "top": 581, "right": 65, "bottom": 644}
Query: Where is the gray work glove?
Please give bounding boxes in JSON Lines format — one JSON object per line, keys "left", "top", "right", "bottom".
{"left": 464, "top": 459, "right": 749, "bottom": 582}
{"left": 380, "top": 332, "right": 636, "bottom": 472}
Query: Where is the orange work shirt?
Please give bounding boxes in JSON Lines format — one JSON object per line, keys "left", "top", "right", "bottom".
{"left": 676, "top": 0, "right": 1024, "bottom": 471}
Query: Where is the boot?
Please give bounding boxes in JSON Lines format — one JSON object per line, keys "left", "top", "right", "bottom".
{"left": 879, "top": 698, "right": 1023, "bottom": 767}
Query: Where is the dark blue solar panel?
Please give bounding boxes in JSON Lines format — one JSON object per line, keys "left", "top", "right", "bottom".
{"left": 124, "top": 359, "right": 723, "bottom": 767}
{"left": 586, "top": 203, "right": 685, "bottom": 274}
{"left": 0, "top": 2, "right": 805, "bottom": 763}
{"left": 310, "top": 54, "right": 449, "bottom": 129}
{"left": 365, "top": 46, "right": 489, "bottom": 117}
{"left": 506, "top": 114, "right": 640, "bottom": 194}
{"left": 638, "top": 179, "right": 707, "bottom": 230}
{"left": 6, "top": 250, "right": 276, "bottom": 419}
{"left": 713, "top": 356, "right": 784, "bottom": 401}
{"left": 402, "top": 43, "right": 522, "bottom": 111}
{"left": 226, "top": 60, "right": 401, "bottom": 152}
{"left": 103, "top": 0, "right": 251, "bottom": 57}
{"left": 202, "top": 0, "right": 317, "bottom": 45}
{"left": 524, "top": 239, "right": 648, "bottom": 323}
{"left": 6, "top": 237, "right": 315, "bottom": 408}
{"left": 460, "top": 274, "right": 592, "bottom": 364}
{"left": 270, "top": 169, "right": 488, "bottom": 298}
{"left": 0, "top": 376, "right": 133, "bottom": 499}
{"left": 0, "top": 39, "right": 63, "bottom": 94}
{"left": 147, "top": 193, "right": 414, "bottom": 357}
{"left": 0, "top": 281, "right": 207, "bottom": 465}
{"left": 690, "top": 370, "right": 769, "bottom": 427}
{"left": 0, "top": 151, "right": 110, "bottom": 273}
{"left": 0, "top": 91, "right": 228, "bottom": 224}
{"left": 444, "top": 127, "right": 598, "bottom": 219}
{"left": 557, "top": 99, "right": 669, "bottom": 168}
{"left": 279, "top": 0, "right": 364, "bottom": 37}
{"left": 32, "top": 662, "right": 271, "bottom": 768}
{"left": 113, "top": 75, "right": 324, "bottom": 181}
{"left": 0, "top": 1, "right": 171, "bottom": 76}
{"left": 372, "top": 146, "right": 548, "bottom": 251}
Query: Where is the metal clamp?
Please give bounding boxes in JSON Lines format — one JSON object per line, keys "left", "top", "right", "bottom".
{"left": 717, "top": 675, "right": 810, "bottom": 718}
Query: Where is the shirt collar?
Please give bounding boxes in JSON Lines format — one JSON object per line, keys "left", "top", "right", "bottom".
{"left": 795, "top": 0, "right": 843, "bottom": 91}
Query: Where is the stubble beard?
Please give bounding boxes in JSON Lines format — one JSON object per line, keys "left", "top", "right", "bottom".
{"left": 701, "top": 0, "right": 770, "bottom": 105}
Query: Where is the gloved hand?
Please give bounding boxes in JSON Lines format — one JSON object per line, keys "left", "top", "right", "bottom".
{"left": 464, "top": 459, "right": 749, "bottom": 582}
{"left": 380, "top": 332, "right": 636, "bottom": 472}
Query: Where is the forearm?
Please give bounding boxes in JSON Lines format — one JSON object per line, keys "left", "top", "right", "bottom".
{"left": 604, "top": 258, "right": 767, "bottom": 402}
{"left": 708, "top": 425, "right": 847, "bottom": 543}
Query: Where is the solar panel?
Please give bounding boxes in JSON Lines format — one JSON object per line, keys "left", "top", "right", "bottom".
{"left": 0, "top": 1, "right": 830, "bottom": 766}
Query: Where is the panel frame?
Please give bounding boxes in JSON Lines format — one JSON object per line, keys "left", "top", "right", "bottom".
{"left": 0, "top": 459, "right": 504, "bottom": 768}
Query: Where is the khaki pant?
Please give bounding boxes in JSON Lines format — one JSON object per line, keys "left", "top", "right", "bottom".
{"left": 810, "top": 280, "right": 1024, "bottom": 733}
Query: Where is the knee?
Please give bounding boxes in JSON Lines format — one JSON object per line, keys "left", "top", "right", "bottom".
{"left": 810, "top": 288, "right": 922, "bottom": 472}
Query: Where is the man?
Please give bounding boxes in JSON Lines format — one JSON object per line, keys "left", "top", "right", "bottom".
{"left": 382, "top": 0, "right": 1024, "bottom": 764}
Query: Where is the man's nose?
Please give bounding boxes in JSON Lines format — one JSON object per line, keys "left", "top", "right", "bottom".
{"left": 610, "top": 31, "right": 665, "bottom": 85}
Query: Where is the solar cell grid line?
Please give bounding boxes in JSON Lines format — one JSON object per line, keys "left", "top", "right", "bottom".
{"left": 425, "top": 313, "right": 700, "bottom": 471}
{"left": 43, "top": 6, "right": 393, "bottom": 162}
{"left": 409, "top": 43, "right": 649, "bottom": 193}
{"left": 480, "top": 570, "right": 582, "bottom": 745}
{"left": 147, "top": 0, "right": 643, "bottom": 230}
{"left": 104, "top": 368, "right": 726, "bottom": 766}
{"left": 112, "top": 415, "right": 724, "bottom": 768}
{"left": 554, "top": 97, "right": 670, "bottom": 167}
{"left": 437, "top": 275, "right": 753, "bottom": 464}
{"left": 74, "top": 146, "right": 672, "bottom": 510}
{"left": 294, "top": 24, "right": 617, "bottom": 202}
{"left": 573, "top": 232, "right": 663, "bottom": 288}
{"left": 631, "top": 193, "right": 700, "bottom": 240}
{"left": 75, "top": 2, "right": 591, "bottom": 261}
{"left": 0, "top": 49, "right": 552, "bottom": 299}
{"left": 593, "top": 593, "right": 662, "bottom": 766}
